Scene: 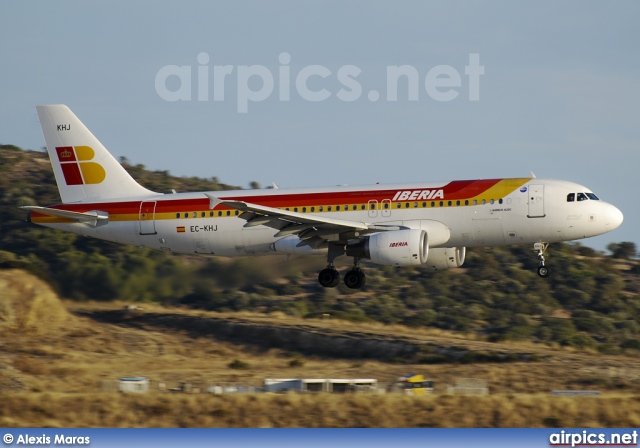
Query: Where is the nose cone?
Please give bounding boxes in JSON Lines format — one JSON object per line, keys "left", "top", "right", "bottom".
{"left": 605, "top": 204, "right": 624, "bottom": 231}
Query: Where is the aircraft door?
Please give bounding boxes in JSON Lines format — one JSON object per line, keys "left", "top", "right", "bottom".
{"left": 381, "top": 199, "right": 391, "bottom": 217}
{"left": 527, "top": 184, "right": 545, "bottom": 218}
{"left": 139, "top": 201, "right": 157, "bottom": 235}
{"left": 368, "top": 200, "right": 378, "bottom": 218}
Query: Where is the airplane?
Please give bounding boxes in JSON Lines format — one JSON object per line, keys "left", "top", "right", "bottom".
{"left": 24, "top": 104, "right": 624, "bottom": 289}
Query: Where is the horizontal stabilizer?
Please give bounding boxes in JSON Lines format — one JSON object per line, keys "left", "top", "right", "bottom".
{"left": 23, "top": 206, "right": 109, "bottom": 228}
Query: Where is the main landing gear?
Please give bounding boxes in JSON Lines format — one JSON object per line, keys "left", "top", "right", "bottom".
{"left": 318, "top": 244, "right": 366, "bottom": 289}
{"left": 319, "top": 265, "right": 366, "bottom": 289}
{"left": 534, "top": 242, "right": 550, "bottom": 278}
{"left": 344, "top": 261, "right": 366, "bottom": 289}
{"left": 318, "top": 266, "right": 340, "bottom": 288}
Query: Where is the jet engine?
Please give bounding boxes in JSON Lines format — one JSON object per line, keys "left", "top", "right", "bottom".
{"left": 346, "top": 229, "right": 428, "bottom": 266}
{"left": 425, "top": 247, "right": 466, "bottom": 270}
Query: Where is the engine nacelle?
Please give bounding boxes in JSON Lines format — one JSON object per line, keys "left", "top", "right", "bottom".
{"left": 425, "top": 247, "right": 466, "bottom": 270}
{"left": 347, "top": 229, "right": 428, "bottom": 266}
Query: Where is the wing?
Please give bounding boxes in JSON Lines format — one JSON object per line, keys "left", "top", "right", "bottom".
{"left": 205, "top": 194, "right": 400, "bottom": 248}
{"left": 22, "top": 206, "right": 109, "bottom": 227}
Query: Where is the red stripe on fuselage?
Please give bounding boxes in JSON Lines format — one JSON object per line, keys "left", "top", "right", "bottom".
{"left": 29, "top": 179, "right": 506, "bottom": 217}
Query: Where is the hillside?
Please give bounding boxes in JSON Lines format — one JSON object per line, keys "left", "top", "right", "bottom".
{"left": 0, "top": 145, "right": 639, "bottom": 354}
{"left": 0, "top": 269, "right": 70, "bottom": 333}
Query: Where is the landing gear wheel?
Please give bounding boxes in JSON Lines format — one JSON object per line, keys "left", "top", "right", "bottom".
{"left": 537, "top": 266, "right": 550, "bottom": 278}
{"left": 344, "top": 269, "right": 366, "bottom": 289}
{"left": 534, "top": 242, "right": 550, "bottom": 279}
{"left": 318, "top": 268, "right": 340, "bottom": 288}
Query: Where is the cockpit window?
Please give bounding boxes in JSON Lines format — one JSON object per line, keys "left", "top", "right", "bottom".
{"left": 568, "top": 192, "right": 600, "bottom": 202}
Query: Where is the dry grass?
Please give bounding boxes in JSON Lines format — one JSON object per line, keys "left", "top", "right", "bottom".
{"left": 2, "top": 269, "right": 640, "bottom": 427}
{"left": 0, "top": 393, "right": 639, "bottom": 428}
{"left": 0, "top": 269, "right": 71, "bottom": 333}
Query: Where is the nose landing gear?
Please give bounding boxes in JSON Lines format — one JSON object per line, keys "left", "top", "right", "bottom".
{"left": 534, "top": 242, "right": 550, "bottom": 278}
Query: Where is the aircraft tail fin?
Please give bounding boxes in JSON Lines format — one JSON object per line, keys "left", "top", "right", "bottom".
{"left": 35, "top": 105, "right": 157, "bottom": 203}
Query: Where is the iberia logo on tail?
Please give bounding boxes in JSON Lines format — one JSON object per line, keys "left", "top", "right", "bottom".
{"left": 55, "top": 146, "right": 106, "bottom": 185}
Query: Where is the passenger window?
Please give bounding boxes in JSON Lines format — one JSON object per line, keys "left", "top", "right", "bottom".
{"left": 431, "top": 202, "right": 435, "bottom": 208}
{"left": 498, "top": 199, "right": 503, "bottom": 205}
{"left": 336, "top": 206, "right": 341, "bottom": 211}
{"left": 226, "top": 211, "right": 230, "bottom": 216}
{"left": 447, "top": 201, "right": 452, "bottom": 207}
{"left": 473, "top": 200, "right": 477, "bottom": 206}
{"left": 319, "top": 206, "right": 323, "bottom": 212}
{"left": 302, "top": 207, "right": 306, "bottom": 213}
{"left": 481, "top": 199, "right": 486, "bottom": 205}
{"left": 567, "top": 193, "right": 575, "bottom": 202}
{"left": 384, "top": 203, "right": 389, "bottom": 209}
{"left": 397, "top": 203, "right": 401, "bottom": 209}
{"left": 201, "top": 212, "right": 205, "bottom": 217}
{"left": 577, "top": 193, "right": 588, "bottom": 201}
{"left": 456, "top": 200, "right": 460, "bottom": 206}
{"left": 311, "top": 206, "right": 315, "bottom": 212}
{"left": 176, "top": 213, "right": 180, "bottom": 219}
{"left": 439, "top": 201, "right": 444, "bottom": 207}
{"left": 294, "top": 207, "right": 298, "bottom": 212}
{"left": 490, "top": 199, "right": 494, "bottom": 205}
{"left": 414, "top": 202, "right": 418, "bottom": 208}
{"left": 218, "top": 211, "right": 222, "bottom": 217}
{"left": 465, "top": 200, "right": 469, "bottom": 206}
{"left": 328, "top": 206, "right": 332, "bottom": 211}
{"left": 422, "top": 202, "right": 426, "bottom": 208}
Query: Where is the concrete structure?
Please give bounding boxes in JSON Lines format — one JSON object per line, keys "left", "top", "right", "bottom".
{"left": 447, "top": 378, "right": 488, "bottom": 395}
{"left": 552, "top": 390, "right": 600, "bottom": 396}
{"left": 264, "top": 378, "right": 378, "bottom": 393}
{"left": 119, "top": 377, "right": 149, "bottom": 393}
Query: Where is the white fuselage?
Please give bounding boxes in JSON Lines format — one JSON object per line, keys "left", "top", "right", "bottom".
{"left": 34, "top": 178, "right": 623, "bottom": 259}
